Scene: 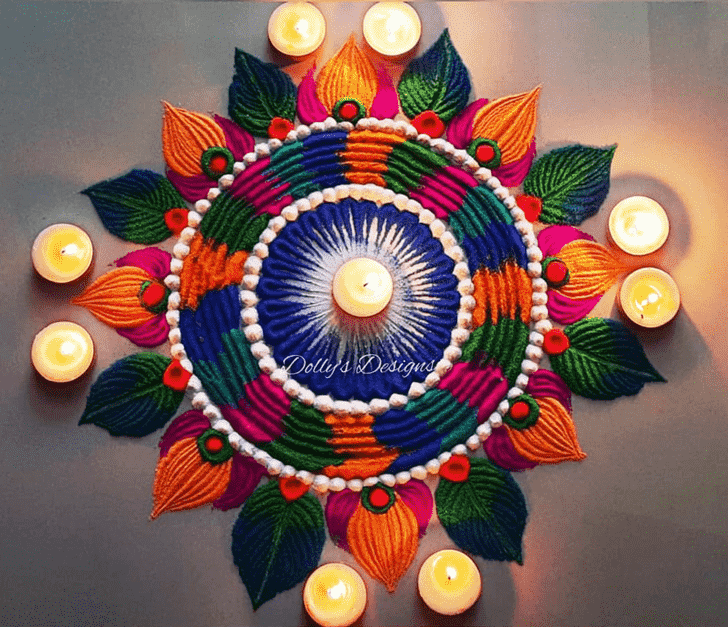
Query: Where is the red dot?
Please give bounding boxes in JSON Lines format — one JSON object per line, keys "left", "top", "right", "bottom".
{"left": 268, "top": 117, "right": 294, "bottom": 140}
{"left": 439, "top": 454, "right": 471, "bottom": 483}
{"left": 163, "top": 359, "right": 192, "bottom": 391}
{"left": 412, "top": 111, "right": 445, "bottom": 138}
{"left": 369, "top": 487, "right": 390, "bottom": 509}
{"left": 475, "top": 144, "right": 496, "bottom": 164}
{"left": 509, "top": 400, "right": 531, "bottom": 421}
{"left": 280, "top": 476, "right": 309, "bottom": 502}
{"left": 543, "top": 329, "right": 570, "bottom": 356}
{"left": 545, "top": 260, "right": 568, "bottom": 285}
{"left": 208, "top": 154, "right": 228, "bottom": 175}
{"left": 141, "top": 282, "right": 166, "bottom": 307}
{"left": 338, "top": 102, "right": 359, "bottom": 120}
{"left": 205, "top": 435, "right": 225, "bottom": 453}
{"left": 515, "top": 195, "right": 543, "bottom": 222}
{"left": 164, "top": 208, "right": 189, "bottom": 236}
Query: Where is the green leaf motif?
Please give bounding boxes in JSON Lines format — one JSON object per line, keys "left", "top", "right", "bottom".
{"left": 229, "top": 49, "right": 297, "bottom": 137}
{"left": 398, "top": 29, "right": 471, "bottom": 122}
{"left": 551, "top": 317, "right": 666, "bottom": 400}
{"left": 79, "top": 353, "right": 184, "bottom": 437}
{"left": 231, "top": 481, "right": 325, "bottom": 610}
{"left": 436, "top": 457, "right": 528, "bottom": 564}
{"left": 82, "top": 169, "right": 185, "bottom": 244}
{"left": 198, "top": 191, "right": 270, "bottom": 253}
{"left": 523, "top": 145, "right": 616, "bottom": 226}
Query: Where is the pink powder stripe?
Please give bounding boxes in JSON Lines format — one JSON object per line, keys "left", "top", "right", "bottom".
{"left": 325, "top": 489, "right": 361, "bottom": 551}
{"left": 439, "top": 362, "right": 509, "bottom": 423}
{"left": 537, "top": 224, "right": 594, "bottom": 257}
{"left": 440, "top": 165, "right": 479, "bottom": 190}
{"left": 395, "top": 481, "right": 433, "bottom": 537}
{"left": 221, "top": 374, "right": 289, "bottom": 443}
{"left": 409, "top": 189, "right": 456, "bottom": 218}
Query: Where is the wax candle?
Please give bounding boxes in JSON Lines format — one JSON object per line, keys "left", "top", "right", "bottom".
{"left": 362, "top": 2, "right": 421, "bottom": 57}
{"left": 31, "top": 321, "right": 94, "bottom": 383}
{"left": 418, "top": 549, "right": 481, "bottom": 616}
{"left": 303, "top": 563, "right": 367, "bottom": 627}
{"left": 608, "top": 196, "right": 669, "bottom": 256}
{"left": 32, "top": 223, "right": 94, "bottom": 283}
{"left": 619, "top": 267, "right": 680, "bottom": 328}
{"left": 268, "top": 2, "right": 326, "bottom": 57}
{"left": 332, "top": 258, "right": 393, "bottom": 317}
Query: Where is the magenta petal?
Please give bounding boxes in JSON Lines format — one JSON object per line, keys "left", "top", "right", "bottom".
{"left": 115, "top": 247, "right": 171, "bottom": 279}
{"left": 445, "top": 98, "right": 488, "bottom": 149}
{"left": 395, "top": 480, "right": 432, "bottom": 538}
{"left": 325, "top": 490, "right": 361, "bottom": 551}
{"left": 117, "top": 315, "right": 169, "bottom": 348}
{"left": 159, "top": 410, "right": 209, "bottom": 458}
{"left": 296, "top": 68, "right": 328, "bottom": 124}
{"left": 526, "top": 369, "right": 572, "bottom": 413}
{"left": 493, "top": 140, "right": 536, "bottom": 187}
{"left": 166, "top": 167, "right": 216, "bottom": 203}
{"left": 483, "top": 428, "right": 537, "bottom": 471}
{"left": 370, "top": 70, "right": 398, "bottom": 119}
{"left": 213, "top": 455, "right": 266, "bottom": 511}
{"left": 220, "top": 406, "right": 279, "bottom": 444}
{"left": 547, "top": 290, "right": 602, "bottom": 325}
{"left": 215, "top": 115, "right": 254, "bottom": 159}
{"left": 538, "top": 224, "right": 594, "bottom": 257}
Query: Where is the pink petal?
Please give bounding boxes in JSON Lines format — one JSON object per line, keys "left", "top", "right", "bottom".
{"left": 526, "top": 370, "right": 572, "bottom": 413}
{"left": 296, "top": 67, "right": 328, "bottom": 124}
{"left": 214, "top": 115, "right": 254, "bottom": 159}
{"left": 439, "top": 362, "right": 509, "bottom": 424}
{"left": 395, "top": 480, "right": 433, "bottom": 537}
{"left": 325, "top": 490, "right": 361, "bottom": 551}
{"left": 115, "top": 247, "right": 171, "bottom": 279}
{"left": 493, "top": 140, "right": 536, "bottom": 187}
{"left": 117, "top": 315, "right": 169, "bottom": 348}
{"left": 538, "top": 224, "right": 594, "bottom": 257}
{"left": 213, "top": 455, "right": 266, "bottom": 511}
{"left": 547, "top": 290, "right": 602, "bottom": 326}
{"left": 159, "top": 410, "right": 209, "bottom": 458}
{"left": 445, "top": 98, "right": 488, "bottom": 149}
{"left": 165, "top": 167, "right": 216, "bottom": 203}
{"left": 369, "top": 70, "right": 398, "bottom": 119}
{"left": 483, "top": 428, "right": 537, "bottom": 471}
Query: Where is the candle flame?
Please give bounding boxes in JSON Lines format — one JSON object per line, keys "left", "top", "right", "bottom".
{"left": 294, "top": 18, "right": 310, "bottom": 39}
{"left": 446, "top": 566, "right": 458, "bottom": 581}
{"left": 385, "top": 11, "right": 407, "bottom": 42}
{"left": 60, "top": 340, "right": 76, "bottom": 357}
{"left": 327, "top": 579, "right": 348, "bottom": 601}
{"left": 61, "top": 243, "right": 80, "bottom": 257}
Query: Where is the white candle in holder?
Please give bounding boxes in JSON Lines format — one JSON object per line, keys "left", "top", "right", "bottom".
{"left": 619, "top": 267, "right": 680, "bottom": 328}
{"left": 31, "top": 321, "right": 94, "bottom": 383}
{"left": 268, "top": 2, "right": 326, "bottom": 57}
{"left": 32, "top": 223, "right": 93, "bottom": 283}
{"left": 303, "top": 563, "right": 367, "bottom": 627}
{"left": 418, "top": 549, "right": 481, "bottom": 616}
{"left": 608, "top": 196, "right": 669, "bottom": 256}
{"left": 363, "top": 2, "right": 421, "bottom": 57}
{"left": 332, "top": 258, "right": 393, "bottom": 317}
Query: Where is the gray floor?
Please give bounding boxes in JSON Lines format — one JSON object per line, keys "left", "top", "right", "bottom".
{"left": 2, "top": 3, "right": 727, "bottom": 626}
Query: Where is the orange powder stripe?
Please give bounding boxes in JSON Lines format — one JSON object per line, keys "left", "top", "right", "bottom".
{"left": 179, "top": 233, "right": 247, "bottom": 310}
{"left": 343, "top": 130, "right": 405, "bottom": 186}
{"left": 472, "top": 262, "right": 532, "bottom": 327}
{"left": 557, "top": 239, "right": 626, "bottom": 300}
{"left": 322, "top": 412, "right": 399, "bottom": 480}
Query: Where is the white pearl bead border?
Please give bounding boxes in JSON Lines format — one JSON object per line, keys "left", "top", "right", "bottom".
{"left": 163, "top": 116, "right": 549, "bottom": 493}
{"left": 240, "top": 182, "right": 473, "bottom": 415}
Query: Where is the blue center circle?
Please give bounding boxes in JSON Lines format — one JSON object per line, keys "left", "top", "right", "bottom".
{"left": 255, "top": 198, "right": 460, "bottom": 400}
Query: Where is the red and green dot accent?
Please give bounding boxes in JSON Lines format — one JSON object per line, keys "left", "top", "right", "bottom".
{"left": 139, "top": 280, "right": 170, "bottom": 314}
{"left": 467, "top": 138, "right": 502, "bottom": 169}
{"left": 542, "top": 257, "right": 570, "bottom": 289}
{"left": 201, "top": 146, "right": 234, "bottom": 178}
{"left": 361, "top": 484, "right": 396, "bottom": 514}
{"left": 503, "top": 395, "right": 540, "bottom": 430}
{"left": 333, "top": 98, "right": 366, "bottom": 125}
{"left": 197, "top": 428, "right": 234, "bottom": 464}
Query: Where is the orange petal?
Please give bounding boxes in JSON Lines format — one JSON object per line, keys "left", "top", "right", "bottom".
{"left": 471, "top": 86, "right": 541, "bottom": 165}
{"left": 151, "top": 438, "right": 232, "bottom": 519}
{"left": 316, "top": 35, "right": 378, "bottom": 112}
{"left": 72, "top": 267, "right": 157, "bottom": 328}
{"left": 346, "top": 497, "right": 419, "bottom": 592}
{"left": 162, "top": 102, "right": 226, "bottom": 177}
{"left": 557, "top": 239, "right": 627, "bottom": 300}
{"left": 507, "top": 397, "right": 586, "bottom": 464}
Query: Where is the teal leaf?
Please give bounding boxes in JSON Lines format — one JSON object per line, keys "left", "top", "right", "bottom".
{"left": 436, "top": 457, "right": 527, "bottom": 564}
{"left": 398, "top": 29, "right": 471, "bottom": 122}
{"left": 81, "top": 169, "right": 185, "bottom": 244}
{"left": 229, "top": 49, "right": 297, "bottom": 137}
{"left": 232, "top": 481, "right": 325, "bottom": 610}
{"left": 523, "top": 145, "right": 616, "bottom": 225}
{"left": 79, "top": 353, "right": 184, "bottom": 437}
{"left": 550, "top": 317, "right": 666, "bottom": 400}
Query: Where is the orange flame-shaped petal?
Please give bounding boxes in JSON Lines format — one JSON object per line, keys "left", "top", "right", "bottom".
{"left": 557, "top": 239, "right": 627, "bottom": 300}
{"left": 72, "top": 267, "right": 157, "bottom": 328}
{"left": 507, "top": 397, "right": 586, "bottom": 464}
{"left": 316, "top": 35, "right": 378, "bottom": 113}
{"left": 471, "top": 86, "right": 541, "bottom": 165}
{"left": 162, "top": 102, "right": 226, "bottom": 177}
{"left": 346, "top": 496, "right": 419, "bottom": 592}
{"left": 151, "top": 438, "right": 232, "bottom": 519}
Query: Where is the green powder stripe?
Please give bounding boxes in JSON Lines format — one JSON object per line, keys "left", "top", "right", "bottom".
{"left": 461, "top": 316, "right": 530, "bottom": 385}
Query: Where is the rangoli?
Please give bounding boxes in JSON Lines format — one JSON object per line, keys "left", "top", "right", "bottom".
{"left": 73, "top": 31, "right": 665, "bottom": 608}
